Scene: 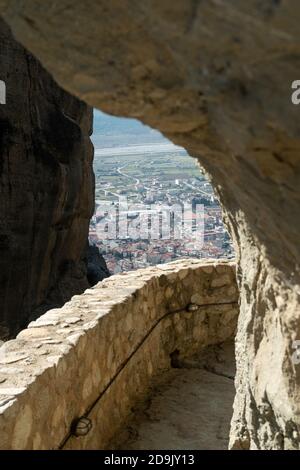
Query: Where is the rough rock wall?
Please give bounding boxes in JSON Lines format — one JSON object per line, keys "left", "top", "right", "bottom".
{"left": 0, "top": 19, "right": 96, "bottom": 338}
{"left": 0, "top": 1, "right": 298, "bottom": 449}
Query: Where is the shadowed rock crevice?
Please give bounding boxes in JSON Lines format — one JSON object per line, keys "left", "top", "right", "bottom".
{"left": 86, "top": 244, "right": 110, "bottom": 287}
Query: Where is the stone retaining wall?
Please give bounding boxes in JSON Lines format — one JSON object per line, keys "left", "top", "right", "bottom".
{"left": 0, "top": 259, "right": 238, "bottom": 449}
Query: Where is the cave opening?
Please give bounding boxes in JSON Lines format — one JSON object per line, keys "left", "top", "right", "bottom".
{"left": 89, "top": 109, "right": 235, "bottom": 277}
{"left": 0, "top": 1, "right": 298, "bottom": 451}
{"left": 0, "top": 88, "right": 238, "bottom": 449}
{"left": 85, "top": 110, "right": 238, "bottom": 450}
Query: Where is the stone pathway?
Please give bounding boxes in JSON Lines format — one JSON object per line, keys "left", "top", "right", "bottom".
{"left": 115, "top": 341, "right": 235, "bottom": 450}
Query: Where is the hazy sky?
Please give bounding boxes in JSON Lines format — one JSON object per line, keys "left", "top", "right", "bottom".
{"left": 92, "top": 109, "right": 166, "bottom": 148}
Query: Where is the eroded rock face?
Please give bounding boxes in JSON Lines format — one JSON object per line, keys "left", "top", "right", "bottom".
{"left": 0, "top": 19, "right": 96, "bottom": 337}
{"left": 0, "top": 1, "right": 299, "bottom": 449}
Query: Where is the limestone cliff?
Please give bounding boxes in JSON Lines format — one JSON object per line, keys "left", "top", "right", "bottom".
{"left": 0, "top": 1, "right": 299, "bottom": 449}
{"left": 0, "top": 19, "right": 108, "bottom": 338}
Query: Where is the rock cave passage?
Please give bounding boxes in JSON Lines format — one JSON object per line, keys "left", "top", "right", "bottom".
{"left": 115, "top": 341, "right": 235, "bottom": 450}
{"left": 0, "top": 0, "right": 299, "bottom": 451}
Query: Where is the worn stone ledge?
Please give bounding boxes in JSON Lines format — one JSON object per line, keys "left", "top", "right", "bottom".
{"left": 0, "top": 259, "right": 238, "bottom": 449}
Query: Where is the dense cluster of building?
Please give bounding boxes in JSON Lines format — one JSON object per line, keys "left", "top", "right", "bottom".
{"left": 89, "top": 146, "right": 234, "bottom": 274}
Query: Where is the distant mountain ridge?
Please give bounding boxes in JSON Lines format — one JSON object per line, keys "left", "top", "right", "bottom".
{"left": 92, "top": 110, "right": 166, "bottom": 148}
